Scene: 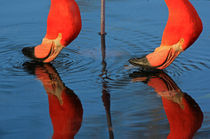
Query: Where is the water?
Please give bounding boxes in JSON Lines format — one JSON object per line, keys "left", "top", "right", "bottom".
{"left": 0, "top": 0, "right": 210, "bottom": 138}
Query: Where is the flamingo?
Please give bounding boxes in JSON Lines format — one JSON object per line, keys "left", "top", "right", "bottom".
{"left": 129, "top": 0, "right": 203, "bottom": 69}
{"left": 22, "top": 0, "right": 82, "bottom": 63}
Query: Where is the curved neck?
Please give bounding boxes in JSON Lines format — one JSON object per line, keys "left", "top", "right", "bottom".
{"left": 165, "top": 0, "right": 188, "bottom": 9}
{"left": 51, "top": 0, "right": 74, "bottom": 4}
{"left": 161, "top": 0, "right": 202, "bottom": 49}
{"left": 164, "top": 0, "right": 193, "bottom": 14}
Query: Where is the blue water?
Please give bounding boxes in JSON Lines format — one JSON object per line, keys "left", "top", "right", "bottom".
{"left": 0, "top": 0, "right": 210, "bottom": 138}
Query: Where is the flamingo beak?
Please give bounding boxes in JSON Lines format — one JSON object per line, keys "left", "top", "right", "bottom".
{"left": 129, "top": 56, "right": 151, "bottom": 67}
{"left": 129, "top": 39, "right": 184, "bottom": 70}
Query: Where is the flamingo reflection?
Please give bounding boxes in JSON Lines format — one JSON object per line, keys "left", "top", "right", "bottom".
{"left": 130, "top": 71, "right": 203, "bottom": 139}
{"left": 24, "top": 62, "right": 83, "bottom": 139}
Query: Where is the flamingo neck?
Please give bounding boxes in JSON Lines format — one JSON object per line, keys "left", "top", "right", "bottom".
{"left": 50, "top": 0, "right": 75, "bottom": 11}
{"left": 164, "top": 0, "right": 187, "bottom": 8}
{"left": 164, "top": 0, "right": 193, "bottom": 16}
{"left": 161, "top": 0, "right": 202, "bottom": 49}
{"left": 51, "top": 0, "right": 74, "bottom": 3}
{"left": 50, "top": 0, "right": 75, "bottom": 6}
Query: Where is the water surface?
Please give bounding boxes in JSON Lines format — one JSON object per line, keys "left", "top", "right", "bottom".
{"left": 0, "top": 0, "right": 210, "bottom": 138}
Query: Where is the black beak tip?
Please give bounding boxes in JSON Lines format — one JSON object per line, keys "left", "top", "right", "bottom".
{"left": 22, "top": 47, "right": 35, "bottom": 58}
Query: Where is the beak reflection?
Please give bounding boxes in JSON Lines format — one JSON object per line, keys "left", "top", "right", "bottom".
{"left": 130, "top": 70, "right": 203, "bottom": 139}
{"left": 23, "top": 62, "right": 83, "bottom": 139}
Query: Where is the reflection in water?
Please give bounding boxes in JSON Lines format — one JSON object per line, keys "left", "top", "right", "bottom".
{"left": 23, "top": 62, "right": 83, "bottom": 139}
{"left": 130, "top": 71, "right": 203, "bottom": 139}
{"left": 100, "top": 34, "right": 114, "bottom": 139}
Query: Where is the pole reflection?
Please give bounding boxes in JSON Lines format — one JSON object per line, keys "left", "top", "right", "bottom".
{"left": 100, "top": 34, "right": 114, "bottom": 139}
{"left": 24, "top": 62, "right": 83, "bottom": 139}
{"left": 130, "top": 70, "right": 203, "bottom": 139}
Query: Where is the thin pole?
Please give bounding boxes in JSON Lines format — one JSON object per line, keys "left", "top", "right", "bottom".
{"left": 100, "top": 32, "right": 114, "bottom": 139}
{"left": 101, "top": 0, "right": 105, "bottom": 35}
{"left": 101, "top": 35, "right": 106, "bottom": 69}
